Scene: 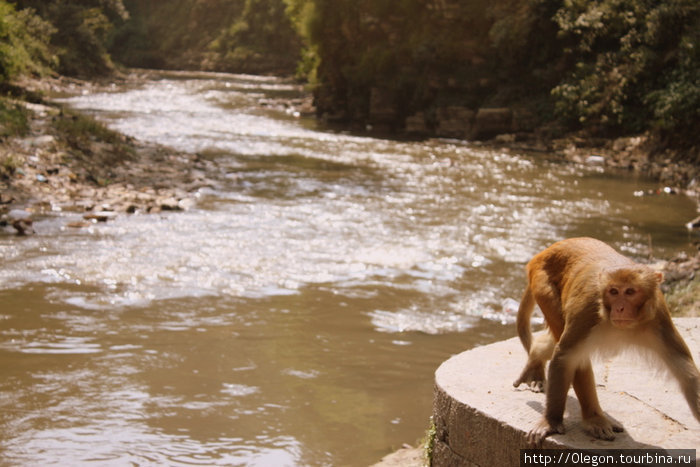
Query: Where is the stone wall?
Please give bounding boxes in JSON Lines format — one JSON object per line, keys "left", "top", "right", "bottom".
{"left": 404, "top": 105, "right": 531, "bottom": 140}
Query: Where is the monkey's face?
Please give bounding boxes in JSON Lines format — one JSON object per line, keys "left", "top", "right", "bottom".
{"left": 600, "top": 266, "right": 661, "bottom": 329}
{"left": 602, "top": 284, "right": 649, "bottom": 329}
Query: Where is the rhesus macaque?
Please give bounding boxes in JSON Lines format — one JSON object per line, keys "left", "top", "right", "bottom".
{"left": 513, "top": 237, "right": 700, "bottom": 446}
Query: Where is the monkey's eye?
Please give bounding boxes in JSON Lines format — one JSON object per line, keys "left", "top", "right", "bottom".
{"left": 609, "top": 288, "right": 619, "bottom": 295}
{"left": 624, "top": 288, "right": 636, "bottom": 295}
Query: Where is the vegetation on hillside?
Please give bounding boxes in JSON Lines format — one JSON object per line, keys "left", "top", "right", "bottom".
{"left": 12, "top": 0, "right": 128, "bottom": 77}
{"left": 0, "top": 0, "right": 697, "bottom": 149}
{"left": 209, "top": 0, "right": 301, "bottom": 74}
{"left": 284, "top": 0, "right": 563, "bottom": 127}
{"left": 552, "top": 0, "right": 700, "bottom": 146}
{"left": 286, "top": 0, "right": 698, "bottom": 146}
{"left": 0, "top": 1, "right": 54, "bottom": 81}
{"left": 110, "top": 0, "right": 300, "bottom": 74}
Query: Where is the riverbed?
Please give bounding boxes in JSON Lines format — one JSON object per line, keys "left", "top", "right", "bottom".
{"left": 0, "top": 71, "right": 696, "bottom": 466}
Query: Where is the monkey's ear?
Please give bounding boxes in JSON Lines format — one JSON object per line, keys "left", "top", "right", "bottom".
{"left": 654, "top": 271, "right": 664, "bottom": 284}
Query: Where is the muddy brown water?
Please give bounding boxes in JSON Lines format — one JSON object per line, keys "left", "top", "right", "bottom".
{"left": 1, "top": 71, "right": 697, "bottom": 466}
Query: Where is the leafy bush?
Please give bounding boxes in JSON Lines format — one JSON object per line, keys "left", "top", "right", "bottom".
{"left": 15, "top": 0, "right": 129, "bottom": 77}
{"left": 53, "top": 108, "right": 134, "bottom": 164}
{"left": 53, "top": 108, "right": 123, "bottom": 146}
{"left": 0, "top": 96, "right": 30, "bottom": 137}
{"left": 0, "top": 1, "right": 54, "bottom": 81}
{"left": 552, "top": 0, "right": 700, "bottom": 139}
{"left": 211, "top": 0, "right": 301, "bottom": 74}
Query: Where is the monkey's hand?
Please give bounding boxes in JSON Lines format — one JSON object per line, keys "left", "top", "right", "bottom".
{"left": 513, "top": 364, "right": 545, "bottom": 393}
{"left": 582, "top": 414, "right": 623, "bottom": 441}
{"left": 527, "top": 418, "right": 564, "bottom": 447}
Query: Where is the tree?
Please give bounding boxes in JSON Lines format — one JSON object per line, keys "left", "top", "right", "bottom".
{"left": 0, "top": 1, "right": 54, "bottom": 81}
{"left": 552, "top": 0, "right": 700, "bottom": 141}
{"left": 14, "top": 0, "right": 129, "bottom": 77}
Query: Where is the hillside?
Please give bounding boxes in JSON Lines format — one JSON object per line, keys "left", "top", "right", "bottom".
{"left": 1, "top": 0, "right": 698, "bottom": 154}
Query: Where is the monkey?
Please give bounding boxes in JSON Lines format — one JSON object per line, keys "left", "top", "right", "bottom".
{"left": 513, "top": 237, "right": 700, "bottom": 446}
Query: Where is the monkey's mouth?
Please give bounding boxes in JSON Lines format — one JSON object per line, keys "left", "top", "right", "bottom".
{"left": 611, "top": 318, "right": 636, "bottom": 329}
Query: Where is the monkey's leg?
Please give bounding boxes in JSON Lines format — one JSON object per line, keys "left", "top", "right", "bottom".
{"left": 527, "top": 348, "right": 573, "bottom": 446}
{"left": 573, "top": 360, "right": 623, "bottom": 440}
{"left": 656, "top": 323, "right": 700, "bottom": 422}
{"left": 514, "top": 332, "right": 554, "bottom": 392}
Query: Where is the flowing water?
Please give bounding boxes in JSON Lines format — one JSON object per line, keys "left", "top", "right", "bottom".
{"left": 1, "top": 71, "right": 697, "bottom": 466}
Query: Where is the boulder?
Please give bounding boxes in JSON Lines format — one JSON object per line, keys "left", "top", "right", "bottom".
{"left": 405, "top": 112, "right": 429, "bottom": 135}
{"left": 474, "top": 107, "right": 513, "bottom": 139}
{"left": 369, "top": 87, "right": 397, "bottom": 127}
{"left": 435, "top": 106, "right": 475, "bottom": 138}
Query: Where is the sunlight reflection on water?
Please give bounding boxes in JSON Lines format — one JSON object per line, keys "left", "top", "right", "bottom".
{"left": 0, "top": 71, "right": 696, "bottom": 466}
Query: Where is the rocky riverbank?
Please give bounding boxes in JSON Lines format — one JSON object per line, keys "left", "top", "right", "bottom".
{"left": 492, "top": 133, "right": 700, "bottom": 316}
{"left": 2, "top": 74, "right": 699, "bottom": 314}
{"left": 0, "top": 75, "right": 220, "bottom": 234}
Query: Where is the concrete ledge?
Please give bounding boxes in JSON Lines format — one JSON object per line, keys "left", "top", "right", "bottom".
{"left": 432, "top": 318, "right": 700, "bottom": 466}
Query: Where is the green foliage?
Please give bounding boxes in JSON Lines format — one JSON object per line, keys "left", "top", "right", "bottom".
{"left": 0, "top": 151, "right": 23, "bottom": 178}
{"left": 1, "top": 0, "right": 694, "bottom": 148}
{"left": 284, "top": 0, "right": 319, "bottom": 81}
{"left": 53, "top": 108, "right": 121, "bottom": 145}
{"left": 211, "top": 0, "right": 301, "bottom": 73}
{"left": 53, "top": 108, "right": 134, "bottom": 163}
{"left": 0, "top": 1, "right": 55, "bottom": 81}
{"left": 551, "top": 0, "right": 700, "bottom": 139}
{"left": 421, "top": 417, "right": 437, "bottom": 466}
{"left": 0, "top": 96, "right": 30, "bottom": 137}
{"left": 111, "top": 0, "right": 244, "bottom": 70}
{"left": 284, "top": 0, "right": 559, "bottom": 123}
{"left": 0, "top": 95, "right": 30, "bottom": 178}
{"left": 15, "top": 0, "right": 129, "bottom": 77}
{"left": 111, "top": 0, "right": 300, "bottom": 74}
{"left": 287, "top": 0, "right": 697, "bottom": 147}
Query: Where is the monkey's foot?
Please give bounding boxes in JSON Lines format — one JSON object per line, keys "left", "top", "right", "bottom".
{"left": 526, "top": 418, "right": 564, "bottom": 447}
{"left": 582, "top": 415, "right": 623, "bottom": 441}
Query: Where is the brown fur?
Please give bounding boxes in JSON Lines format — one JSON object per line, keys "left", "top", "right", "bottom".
{"left": 513, "top": 237, "right": 700, "bottom": 446}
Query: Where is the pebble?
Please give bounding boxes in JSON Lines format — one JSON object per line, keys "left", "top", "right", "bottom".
{"left": 66, "top": 221, "right": 91, "bottom": 228}
{"left": 686, "top": 216, "right": 700, "bottom": 231}
{"left": 6, "top": 209, "right": 34, "bottom": 235}
{"left": 83, "top": 211, "right": 118, "bottom": 222}
{"left": 585, "top": 155, "right": 606, "bottom": 165}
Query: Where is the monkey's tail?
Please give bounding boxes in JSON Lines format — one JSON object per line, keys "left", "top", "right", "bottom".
{"left": 516, "top": 286, "right": 535, "bottom": 352}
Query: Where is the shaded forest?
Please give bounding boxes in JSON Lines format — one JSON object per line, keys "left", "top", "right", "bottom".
{"left": 1, "top": 0, "right": 698, "bottom": 149}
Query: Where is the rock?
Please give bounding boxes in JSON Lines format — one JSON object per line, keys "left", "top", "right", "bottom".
{"left": 512, "top": 108, "right": 537, "bottom": 133}
{"left": 370, "top": 445, "right": 423, "bottom": 467}
{"left": 19, "top": 135, "right": 56, "bottom": 149}
{"left": 435, "top": 106, "right": 475, "bottom": 139}
{"left": 12, "top": 220, "right": 35, "bottom": 236}
{"left": 369, "top": 87, "right": 397, "bottom": 128}
{"left": 159, "top": 197, "right": 182, "bottom": 211}
{"left": 474, "top": 107, "right": 513, "bottom": 139}
{"left": 66, "top": 221, "right": 91, "bottom": 229}
{"left": 177, "top": 198, "right": 195, "bottom": 210}
{"left": 585, "top": 155, "right": 606, "bottom": 165}
{"left": 7, "top": 209, "right": 34, "bottom": 235}
{"left": 494, "top": 133, "right": 516, "bottom": 144}
{"left": 405, "top": 112, "right": 428, "bottom": 135}
{"left": 21, "top": 102, "right": 59, "bottom": 118}
{"left": 83, "top": 211, "right": 118, "bottom": 222}
{"left": 687, "top": 216, "right": 700, "bottom": 231}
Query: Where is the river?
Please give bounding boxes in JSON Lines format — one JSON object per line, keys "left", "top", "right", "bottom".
{"left": 0, "top": 71, "right": 696, "bottom": 466}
